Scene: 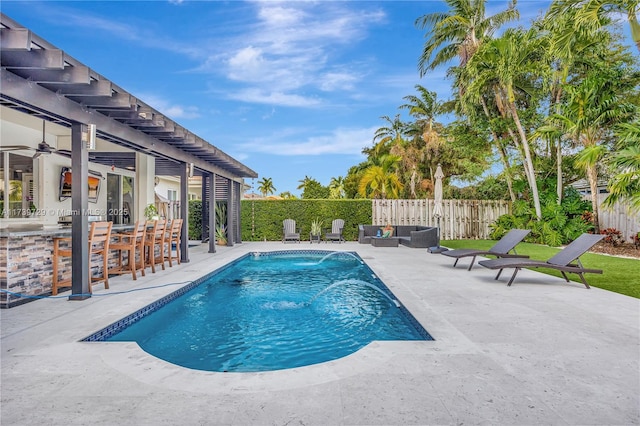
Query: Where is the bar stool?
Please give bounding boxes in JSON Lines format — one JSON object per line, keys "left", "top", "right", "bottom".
{"left": 144, "top": 219, "right": 166, "bottom": 273}
{"left": 109, "top": 221, "right": 146, "bottom": 280}
{"left": 52, "top": 221, "right": 113, "bottom": 295}
{"left": 165, "top": 218, "right": 183, "bottom": 267}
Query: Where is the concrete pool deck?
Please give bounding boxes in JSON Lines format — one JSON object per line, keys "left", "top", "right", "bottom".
{"left": 1, "top": 241, "right": 638, "bottom": 425}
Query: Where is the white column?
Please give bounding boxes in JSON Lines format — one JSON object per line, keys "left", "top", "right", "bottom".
{"left": 135, "top": 152, "right": 155, "bottom": 221}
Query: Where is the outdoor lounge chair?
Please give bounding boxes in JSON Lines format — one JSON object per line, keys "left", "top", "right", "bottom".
{"left": 478, "top": 233, "right": 604, "bottom": 288}
{"left": 324, "top": 219, "right": 345, "bottom": 243}
{"left": 282, "top": 219, "right": 301, "bottom": 243}
{"left": 441, "top": 229, "right": 531, "bottom": 270}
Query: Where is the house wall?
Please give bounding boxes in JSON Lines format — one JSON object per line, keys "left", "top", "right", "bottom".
{"left": 2, "top": 110, "right": 146, "bottom": 227}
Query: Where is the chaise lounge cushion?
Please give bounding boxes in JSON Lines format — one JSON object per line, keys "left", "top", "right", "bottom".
{"left": 358, "top": 225, "right": 438, "bottom": 248}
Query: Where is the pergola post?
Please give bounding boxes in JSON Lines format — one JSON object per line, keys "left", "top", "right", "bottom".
{"left": 201, "top": 174, "right": 209, "bottom": 243}
{"left": 226, "top": 179, "right": 235, "bottom": 246}
{"left": 179, "top": 162, "right": 189, "bottom": 263}
{"left": 69, "top": 123, "right": 90, "bottom": 300}
{"left": 208, "top": 172, "right": 216, "bottom": 253}
{"left": 234, "top": 180, "right": 242, "bottom": 243}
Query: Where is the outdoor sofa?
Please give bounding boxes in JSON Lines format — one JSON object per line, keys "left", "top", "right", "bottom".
{"left": 358, "top": 225, "right": 438, "bottom": 248}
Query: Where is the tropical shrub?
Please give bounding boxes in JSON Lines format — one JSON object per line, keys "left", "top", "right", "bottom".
{"left": 491, "top": 186, "right": 593, "bottom": 245}
{"left": 600, "top": 228, "right": 624, "bottom": 246}
{"left": 188, "top": 200, "right": 229, "bottom": 241}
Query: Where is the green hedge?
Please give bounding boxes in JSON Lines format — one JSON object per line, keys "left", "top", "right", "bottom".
{"left": 188, "top": 199, "right": 203, "bottom": 240}
{"left": 188, "top": 199, "right": 228, "bottom": 240}
{"left": 240, "top": 199, "right": 371, "bottom": 242}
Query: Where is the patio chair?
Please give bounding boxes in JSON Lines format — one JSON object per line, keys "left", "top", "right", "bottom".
{"left": 282, "top": 219, "right": 301, "bottom": 243}
{"left": 109, "top": 220, "right": 146, "bottom": 280}
{"left": 165, "top": 218, "right": 184, "bottom": 267}
{"left": 145, "top": 219, "right": 167, "bottom": 273}
{"left": 478, "top": 233, "right": 604, "bottom": 288}
{"left": 52, "top": 221, "right": 113, "bottom": 295}
{"left": 324, "top": 219, "right": 345, "bottom": 243}
{"left": 441, "top": 229, "right": 531, "bottom": 270}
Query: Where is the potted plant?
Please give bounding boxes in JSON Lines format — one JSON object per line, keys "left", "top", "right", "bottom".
{"left": 216, "top": 224, "right": 227, "bottom": 245}
{"left": 144, "top": 203, "right": 159, "bottom": 221}
{"left": 310, "top": 218, "right": 323, "bottom": 244}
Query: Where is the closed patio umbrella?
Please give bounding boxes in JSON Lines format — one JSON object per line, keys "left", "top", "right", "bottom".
{"left": 429, "top": 164, "right": 447, "bottom": 253}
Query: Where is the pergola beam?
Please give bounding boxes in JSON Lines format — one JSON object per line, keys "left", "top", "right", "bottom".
{"left": 1, "top": 68, "right": 249, "bottom": 180}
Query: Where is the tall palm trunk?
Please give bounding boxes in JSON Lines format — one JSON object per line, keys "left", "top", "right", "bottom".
{"left": 629, "top": 9, "right": 640, "bottom": 53}
{"left": 553, "top": 86, "right": 565, "bottom": 205}
{"left": 480, "top": 97, "right": 516, "bottom": 202}
{"left": 508, "top": 101, "right": 542, "bottom": 220}
{"left": 556, "top": 142, "right": 563, "bottom": 203}
{"left": 586, "top": 163, "right": 600, "bottom": 231}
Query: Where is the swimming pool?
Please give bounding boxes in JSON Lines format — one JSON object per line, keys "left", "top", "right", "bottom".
{"left": 84, "top": 251, "right": 432, "bottom": 372}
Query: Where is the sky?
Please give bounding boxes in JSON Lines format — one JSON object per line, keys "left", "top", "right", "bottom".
{"left": 1, "top": 1, "right": 633, "bottom": 196}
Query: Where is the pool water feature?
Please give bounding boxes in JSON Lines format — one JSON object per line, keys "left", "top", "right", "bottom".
{"left": 85, "top": 251, "right": 432, "bottom": 372}
{"left": 308, "top": 279, "right": 401, "bottom": 307}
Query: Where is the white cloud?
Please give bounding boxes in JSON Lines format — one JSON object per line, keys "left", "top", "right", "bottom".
{"left": 240, "top": 126, "right": 377, "bottom": 156}
{"left": 214, "top": 2, "right": 385, "bottom": 106}
{"left": 137, "top": 94, "right": 201, "bottom": 120}
{"left": 228, "top": 88, "right": 322, "bottom": 108}
{"left": 41, "top": 2, "right": 388, "bottom": 108}
{"left": 318, "top": 71, "right": 359, "bottom": 92}
{"left": 227, "top": 46, "right": 265, "bottom": 80}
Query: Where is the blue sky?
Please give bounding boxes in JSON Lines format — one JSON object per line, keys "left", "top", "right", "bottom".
{"left": 2, "top": 1, "right": 631, "bottom": 196}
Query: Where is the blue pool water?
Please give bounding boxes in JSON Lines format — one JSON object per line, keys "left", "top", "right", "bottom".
{"left": 88, "top": 251, "right": 432, "bottom": 372}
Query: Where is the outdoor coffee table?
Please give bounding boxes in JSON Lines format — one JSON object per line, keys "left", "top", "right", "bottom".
{"left": 371, "top": 236, "right": 399, "bottom": 247}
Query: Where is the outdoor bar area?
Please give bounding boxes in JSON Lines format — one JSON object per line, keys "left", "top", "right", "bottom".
{"left": 0, "top": 14, "right": 258, "bottom": 308}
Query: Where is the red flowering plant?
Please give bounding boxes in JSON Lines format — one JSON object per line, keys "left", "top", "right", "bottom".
{"left": 600, "top": 228, "right": 624, "bottom": 246}
{"left": 631, "top": 232, "right": 640, "bottom": 249}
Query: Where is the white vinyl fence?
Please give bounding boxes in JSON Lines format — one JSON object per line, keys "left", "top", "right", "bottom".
{"left": 372, "top": 199, "right": 511, "bottom": 240}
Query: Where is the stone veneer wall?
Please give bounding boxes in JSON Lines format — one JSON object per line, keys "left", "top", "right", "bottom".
{"left": 1, "top": 234, "right": 55, "bottom": 308}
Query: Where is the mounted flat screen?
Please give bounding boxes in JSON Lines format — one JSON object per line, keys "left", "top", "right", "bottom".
{"left": 59, "top": 167, "right": 101, "bottom": 203}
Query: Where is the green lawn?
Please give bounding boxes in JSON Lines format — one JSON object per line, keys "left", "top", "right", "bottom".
{"left": 441, "top": 239, "right": 640, "bottom": 299}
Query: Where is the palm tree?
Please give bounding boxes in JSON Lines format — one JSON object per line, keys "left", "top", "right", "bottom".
{"left": 540, "top": 8, "right": 615, "bottom": 204}
{"left": 547, "top": 0, "right": 640, "bottom": 53}
{"left": 415, "top": 0, "right": 519, "bottom": 73}
{"left": 358, "top": 155, "right": 404, "bottom": 199}
{"left": 400, "top": 85, "right": 446, "bottom": 190}
{"left": 328, "top": 176, "right": 346, "bottom": 199}
{"left": 279, "top": 191, "right": 297, "bottom": 199}
{"left": 257, "top": 177, "right": 276, "bottom": 198}
{"left": 415, "top": 0, "right": 519, "bottom": 202}
{"left": 296, "top": 176, "right": 314, "bottom": 193}
{"left": 401, "top": 85, "right": 441, "bottom": 123}
{"left": 368, "top": 115, "right": 407, "bottom": 158}
{"left": 400, "top": 85, "right": 444, "bottom": 151}
{"left": 465, "top": 28, "right": 545, "bottom": 219}
{"left": 604, "top": 122, "right": 640, "bottom": 212}
{"left": 554, "top": 73, "right": 636, "bottom": 230}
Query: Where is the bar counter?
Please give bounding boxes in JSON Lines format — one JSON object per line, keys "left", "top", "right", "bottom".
{"left": 0, "top": 223, "right": 134, "bottom": 308}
